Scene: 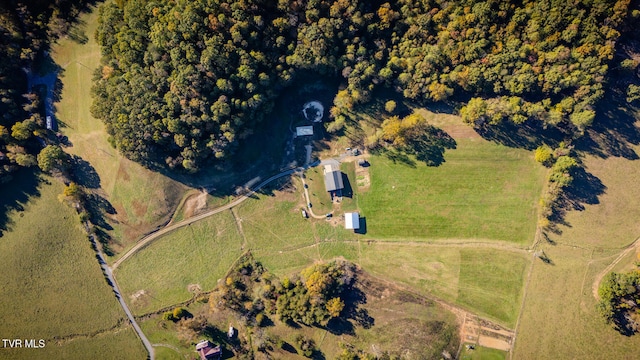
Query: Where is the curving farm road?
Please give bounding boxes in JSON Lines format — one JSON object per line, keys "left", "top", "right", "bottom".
{"left": 112, "top": 167, "right": 300, "bottom": 270}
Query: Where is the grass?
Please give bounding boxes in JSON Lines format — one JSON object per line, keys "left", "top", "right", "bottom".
{"left": 115, "top": 209, "right": 244, "bottom": 315}
{"left": 456, "top": 249, "right": 528, "bottom": 327}
{"left": 305, "top": 166, "right": 334, "bottom": 214}
{"left": 358, "top": 243, "right": 529, "bottom": 327}
{"left": 459, "top": 344, "right": 507, "bottom": 360}
{"left": 513, "top": 148, "right": 640, "bottom": 359}
{"left": 0, "top": 176, "right": 144, "bottom": 358}
{"left": 358, "top": 141, "right": 545, "bottom": 244}
{"left": 0, "top": 329, "right": 148, "bottom": 360}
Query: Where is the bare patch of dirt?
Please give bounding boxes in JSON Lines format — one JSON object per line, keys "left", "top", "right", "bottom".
{"left": 183, "top": 190, "right": 208, "bottom": 219}
{"left": 130, "top": 289, "right": 151, "bottom": 309}
{"left": 187, "top": 284, "right": 202, "bottom": 294}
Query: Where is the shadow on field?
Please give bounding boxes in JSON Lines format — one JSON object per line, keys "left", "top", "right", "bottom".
{"left": 576, "top": 95, "right": 640, "bottom": 160}
{"left": 0, "top": 169, "right": 42, "bottom": 237}
{"left": 546, "top": 164, "right": 607, "bottom": 234}
{"left": 474, "top": 120, "right": 564, "bottom": 150}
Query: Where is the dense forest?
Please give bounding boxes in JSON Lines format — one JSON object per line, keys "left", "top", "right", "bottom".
{"left": 0, "top": 0, "right": 93, "bottom": 183}
{"left": 93, "top": 0, "right": 633, "bottom": 172}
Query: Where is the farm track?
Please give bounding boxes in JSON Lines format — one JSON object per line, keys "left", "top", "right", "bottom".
{"left": 591, "top": 236, "right": 640, "bottom": 300}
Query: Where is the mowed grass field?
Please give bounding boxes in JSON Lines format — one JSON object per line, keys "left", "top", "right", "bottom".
{"left": 359, "top": 143, "right": 545, "bottom": 244}
{"left": 0, "top": 175, "right": 145, "bottom": 359}
{"left": 116, "top": 210, "right": 244, "bottom": 315}
{"left": 514, "top": 149, "right": 640, "bottom": 359}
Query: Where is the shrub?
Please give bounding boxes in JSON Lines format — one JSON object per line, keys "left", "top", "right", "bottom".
{"left": 384, "top": 100, "right": 396, "bottom": 113}
{"left": 534, "top": 145, "right": 554, "bottom": 166}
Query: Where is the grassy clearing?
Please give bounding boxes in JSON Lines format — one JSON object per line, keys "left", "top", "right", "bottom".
{"left": 514, "top": 148, "right": 640, "bottom": 359}
{"left": 116, "top": 210, "right": 244, "bottom": 315}
{"left": 236, "top": 188, "right": 316, "bottom": 251}
{"left": 358, "top": 244, "right": 529, "bottom": 326}
{"left": 0, "top": 177, "right": 142, "bottom": 356}
{"left": 459, "top": 344, "right": 507, "bottom": 360}
{"left": 358, "top": 141, "right": 545, "bottom": 244}
{"left": 457, "top": 249, "right": 528, "bottom": 327}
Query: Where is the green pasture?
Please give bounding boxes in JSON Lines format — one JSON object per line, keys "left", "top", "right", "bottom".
{"left": 115, "top": 210, "right": 244, "bottom": 315}
{"left": 358, "top": 243, "right": 529, "bottom": 327}
{"left": 0, "top": 175, "right": 143, "bottom": 357}
{"left": 359, "top": 143, "right": 545, "bottom": 244}
{"left": 514, "top": 150, "right": 640, "bottom": 359}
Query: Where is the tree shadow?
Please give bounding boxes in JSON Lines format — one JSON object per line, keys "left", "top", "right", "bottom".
{"left": 375, "top": 148, "right": 416, "bottom": 168}
{"left": 410, "top": 126, "right": 457, "bottom": 166}
{"left": 575, "top": 94, "right": 640, "bottom": 160}
{"left": 0, "top": 169, "right": 42, "bottom": 237}
{"left": 281, "top": 342, "right": 298, "bottom": 354}
{"left": 70, "top": 155, "right": 101, "bottom": 188}
{"left": 474, "top": 120, "right": 564, "bottom": 150}
{"left": 549, "top": 166, "right": 607, "bottom": 228}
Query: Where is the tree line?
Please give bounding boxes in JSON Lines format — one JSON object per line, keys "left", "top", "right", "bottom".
{"left": 92, "top": 0, "right": 632, "bottom": 172}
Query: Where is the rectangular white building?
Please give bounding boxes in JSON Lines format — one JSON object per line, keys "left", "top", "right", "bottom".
{"left": 345, "top": 212, "right": 360, "bottom": 230}
{"left": 296, "top": 126, "right": 313, "bottom": 136}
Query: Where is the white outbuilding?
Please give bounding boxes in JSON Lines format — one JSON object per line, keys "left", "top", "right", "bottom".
{"left": 345, "top": 212, "right": 360, "bottom": 230}
{"left": 296, "top": 126, "right": 314, "bottom": 136}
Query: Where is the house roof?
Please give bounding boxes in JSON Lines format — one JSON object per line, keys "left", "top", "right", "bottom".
{"left": 324, "top": 168, "right": 344, "bottom": 192}
{"left": 345, "top": 212, "right": 360, "bottom": 230}
{"left": 296, "top": 126, "right": 313, "bottom": 136}
{"left": 195, "top": 340, "right": 221, "bottom": 360}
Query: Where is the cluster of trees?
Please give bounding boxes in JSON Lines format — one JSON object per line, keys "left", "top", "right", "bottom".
{"left": 93, "top": 0, "right": 631, "bottom": 171}
{"left": 370, "top": 112, "right": 456, "bottom": 166}
{"left": 535, "top": 143, "right": 579, "bottom": 227}
{"left": 210, "top": 255, "right": 356, "bottom": 327}
{"left": 275, "top": 260, "right": 355, "bottom": 326}
{"left": 597, "top": 268, "right": 640, "bottom": 335}
{"left": 0, "top": 1, "right": 92, "bottom": 183}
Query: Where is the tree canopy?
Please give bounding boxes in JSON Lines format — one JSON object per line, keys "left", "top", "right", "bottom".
{"left": 92, "top": 0, "right": 632, "bottom": 171}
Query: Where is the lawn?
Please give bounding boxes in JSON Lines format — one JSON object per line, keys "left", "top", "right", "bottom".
{"left": 358, "top": 140, "right": 546, "bottom": 244}
{"left": 115, "top": 210, "right": 244, "bottom": 315}
{"left": 513, "top": 149, "right": 640, "bottom": 359}
{"left": 0, "top": 175, "right": 144, "bottom": 358}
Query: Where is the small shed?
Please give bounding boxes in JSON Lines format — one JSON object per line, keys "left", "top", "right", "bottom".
{"left": 296, "top": 126, "right": 314, "bottom": 136}
{"left": 345, "top": 212, "right": 360, "bottom": 230}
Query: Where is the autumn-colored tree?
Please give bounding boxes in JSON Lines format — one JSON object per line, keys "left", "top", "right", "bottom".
{"left": 326, "top": 297, "right": 345, "bottom": 318}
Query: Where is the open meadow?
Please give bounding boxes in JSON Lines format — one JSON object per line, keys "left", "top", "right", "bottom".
{"left": 514, "top": 147, "right": 640, "bottom": 359}
{"left": 115, "top": 210, "right": 244, "bottom": 315}
{"left": 0, "top": 174, "right": 145, "bottom": 359}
